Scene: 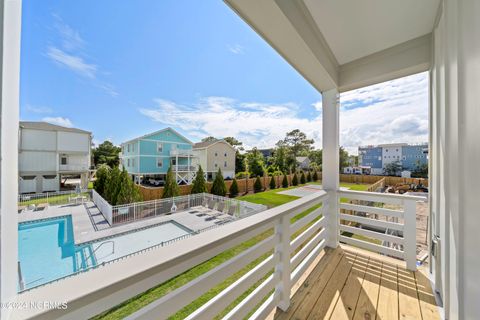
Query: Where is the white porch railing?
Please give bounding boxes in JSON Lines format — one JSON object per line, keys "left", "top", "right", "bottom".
{"left": 337, "top": 189, "right": 423, "bottom": 270}
{"left": 124, "top": 190, "right": 329, "bottom": 320}
{"left": 172, "top": 164, "right": 197, "bottom": 172}
{"left": 21, "top": 189, "right": 422, "bottom": 319}
{"left": 59, "top": 164, "right": 89, "bottom": 171}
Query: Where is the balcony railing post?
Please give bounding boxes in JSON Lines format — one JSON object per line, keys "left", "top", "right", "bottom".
{"left": 274, "top": 214, "right": 291, "bottom": 311}
{"left": 324, "top": 190, "right": 339, "bottom": 248}
{"left": 404, "top": 199, "right": 417, "bottom": 271}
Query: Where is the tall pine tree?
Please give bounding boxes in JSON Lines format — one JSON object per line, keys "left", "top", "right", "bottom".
{"left": 163, "top": 167, "right": 180, "bottom": 198}
{"left": 191, "top": 165, "right": 208, "bottom": 194}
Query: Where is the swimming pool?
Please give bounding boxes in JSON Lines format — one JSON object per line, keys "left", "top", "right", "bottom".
{"left": 18, "top": 217, "right": 192, "bottom": 291}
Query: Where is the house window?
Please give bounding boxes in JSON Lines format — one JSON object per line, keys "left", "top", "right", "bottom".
{"left": 224, "top": 161, "right": 227, "bottom": 167}
{"left": 215, "top": 163, "right": 218, "bottom": 168}
{"left": 224, "top": 152, "right": 227, "bottom": 157}
{"left": 215, "top": 152, "right": 218, "bottom": 157}
{"left": 128, "top": 144, "right": 131, "bottom": 152}
{"left": 157, "top": 158, "right": 163, "bottom": 168}
{"left": 60, "top": 156, "right": 68, "bottom": 165}
{"left": 127, "top": 159, "right": 130, "bottom": 166}
{"left": 157, "top": 143, "right": 163, "bottom": 153}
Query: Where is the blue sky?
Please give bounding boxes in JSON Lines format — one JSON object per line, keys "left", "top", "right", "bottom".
{"left": 20, "top": 0, "right": 428, "bottom": 154}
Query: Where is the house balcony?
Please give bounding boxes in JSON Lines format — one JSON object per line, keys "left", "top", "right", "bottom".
{"left": 170, "top": 149, "right": 197, "bottom": 157}
{"left": 15, "top": 188, "right": 440, "bottom": 319}
{"left": 58, "top": 164, "right": 89, "bottom": 172}
{"left": 171, "top": 164, "right": 197, "bottom": 172}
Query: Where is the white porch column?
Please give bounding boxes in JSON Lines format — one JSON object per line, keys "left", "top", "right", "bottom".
{"left": 322, "top": 89, "right": 339, "bottom": 248}
{"left": 1, "top": 0, "right": 22, "bottom": 318}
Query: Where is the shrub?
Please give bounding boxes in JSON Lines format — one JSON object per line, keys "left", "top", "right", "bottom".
{"left": 116, "top": 168, "right": 142, "bottom": 205}
{"left": 312, "top": 171, "right": 318, "bottom": 181}
{"left": 191, "top": 165, "right": 208, "bottom": 194}
{"left": 94, "top": 164, "right": 111, "bottom": 197}
{"left": 105, "top": 166, "right": 121, "bottom": 204}
{"left": 307, "top": 171, "right": 312, "bottom": 182}
{"left": 235, "top": 171, "right": 249, "bottom": 179}
{"left": 254, "top": 176, "right": 263, "bottom": 193}
{"left": 269, "top": 176, "right": 276, "bottom": 189}
{"left": 292, "top": 174, "right": 299, "bottom": 186}
{"left": 211, "top": 169, "right": 227, "bottom": 196}
{"left": 300, "top": 172, "right": 306, "bottom": 184}
{"left": 229, "top": 179, "right": 239, "bottom": 198}
{"left": 163, "top": 167, "right": 180, "bottom": 198}
{"left": 282, "top": 175, "right": 289, "bottom": 188}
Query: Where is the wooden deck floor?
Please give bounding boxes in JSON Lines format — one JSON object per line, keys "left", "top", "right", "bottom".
{"left": 273, "top": 245, "right": 440, "bottom": 320}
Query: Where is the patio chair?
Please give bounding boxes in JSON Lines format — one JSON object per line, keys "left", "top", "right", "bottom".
{"left": 227, "top": 205, "right": 237, "bottom": 217}
{"left": 216, "top": 202, "right": 225, "bottom": 213}
{"left": 207, "top": 199, "right": 216, "bottom": 210}
{"left": 34, "top": 203, "right": 49, "bottom": 212}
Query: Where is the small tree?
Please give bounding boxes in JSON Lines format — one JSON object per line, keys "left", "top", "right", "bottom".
{"left": 94, "top": 164, "right": 111, "bottom": 197}
{"left": 292, "top": 173, "right": 299, "bottom": 186}
{"left": 211, "top": 169, "right": 227, "bottom": 196}
{"left": 383, "top": 161, "right": 403, "bottom": 176}
{"left": 117, "top": 168, "right": 142, "bottom": 205}
{"left": 254, "top": 176, "right": 263, "bottom": 193}
{"left": 229, "top": 178, "right": 239, "bottom": 198}
{"left": 269, "top": 176, "right": 276, "bottom": 189}
{"left": 163, "top": 167, "right": 180, "bottom": 198}
{"left": 191, "top": 165, "right": 208, "bottom": 194}
{"left": 105, "top": 166, "right": 122, "bottom": 204}
{"left": 307, "top": 171, "right": 312, "bottom": 182}
{"left": 312, "top": 171, "right": 318, "bottom": 181}
{"left": 300, "top": 172, "right": 306, "bottom": 184}
{"left": 282, "top": 174, "right": 289, "bottom": 188}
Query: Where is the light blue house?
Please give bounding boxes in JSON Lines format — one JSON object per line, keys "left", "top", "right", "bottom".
{"left": 120, "top": 128, "right": 197, "bottom": 185}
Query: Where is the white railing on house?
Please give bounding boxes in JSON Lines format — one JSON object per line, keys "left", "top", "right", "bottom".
{"left": 22, "top": 189, "right": 423, "bottom": 319}
{"left": 110, "top": 193, "right": 267, "bottom": 225}
{"left": 123, "top": 190, "right": 329, "bottom": 320}
{"left": 170, "top": 150, "right": 197, "bottom": 157}
{"left": 172, "top": 165, "right": 197, "bottom": 172}
{"left": 59, "top": 164, "right": 89, "bottom": 172}
{"left": 337, "top": 189, "right": 424, "bottom": 270}
{"left": 91, "top": 189, "right": 113, "bottom": 225}
{"left": 18, "top": 189, "right": 90, "bottom": 208}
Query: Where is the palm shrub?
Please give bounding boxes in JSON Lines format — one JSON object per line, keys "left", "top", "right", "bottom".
{"left": 163, "top": 167, "right": 180, "bottom": 198}
{"left": 94, "top": 164, "right": 110, "bottom": 197}
{"left": 269, "top": 176, "right": 276, "bottom": 189}
{"left": 117, "top": 168, "right": 142, "bottom": 205}
{"left": 312, "top": 171, "right": 318, "bottom": 181}
{"left": 300, "top": 172, "right": 306, "bottom": 184}
{"left": 254, "top": 176, "right": 263, "bottom": 193}
{"left": 105, "top": 166, "right": 122, "bottom": 204}
{"left": 191, "top": 165, "right": 208, "bottom": 194}
{"left": 282, "top": 175, "right": 289, "bottom": 188}
{"left": 211, "top": 169, "right": 227, "bottom": 196}
{"left": 229, "top": 178, "right": 239, "bottom": 198}
{"left": 307, "top": 171, "right": 312, "bottom": 182}
{"left": 292, "top": 173, "right": 299, "bottom": 186}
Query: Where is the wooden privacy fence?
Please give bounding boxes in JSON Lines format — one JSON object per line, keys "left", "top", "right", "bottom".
{"left": 138, "top": 172, "right": 427, "bottom": 201}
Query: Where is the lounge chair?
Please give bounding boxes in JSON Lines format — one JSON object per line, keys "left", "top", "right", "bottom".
{"left": 227, "top": 205, "right": 237, "bottom": 217}
{"left": 216, "top": 202, "right": 225, "bottom": 213}
{"left": 207, "top": 199, "right": 216, "bottom": 210}
{"left": 34, "top": 203, "right": 49, "bottom": 211}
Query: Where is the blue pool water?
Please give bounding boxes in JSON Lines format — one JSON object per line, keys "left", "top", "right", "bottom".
{"left": 18, "top": 217, "right": 193, "bottom": 291}
{"left": 18, "top": 216, "right": 94, "bottom": 290}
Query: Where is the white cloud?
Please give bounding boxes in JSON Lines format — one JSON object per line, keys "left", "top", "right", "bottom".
{"left": 42, "top": 117, "right": 74, "bottom": 128}
{"left": 47, "top": 46, "right": 97, "bottom": 79}
{"left": 25, "top": 104, "right": 53, "bottom": 114}
{"left": 139, "top": 72, "right": 428, "bottom": 154}
{"left": 339, "top": 72, "right": 429, "bottom": 154}
{"left": 227, "top": 44, "right": 245, "bottom": 55}
{"left": 53, "top": 14, "right": 86, "bottom": 51}
{"left": 140, "top": 97, "right": 322, "bottom": 149}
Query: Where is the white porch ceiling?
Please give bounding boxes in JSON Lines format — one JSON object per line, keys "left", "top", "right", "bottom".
{"left": 303, "top": 0, "right": 441, "bottom": 65}
{"left": 225, "top": 0, "right": 441, "bottom": 92}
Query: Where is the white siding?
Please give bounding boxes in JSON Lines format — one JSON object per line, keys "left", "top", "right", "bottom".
{"left": 19, "top": 176, "right": 36, "bottom": 193}
{"left": 59, "top": 154, "right": 90, "bottom": 171}
{"left": 42, "top": 175, "right": 59, "bottom": 192}
{"left": 57, "top": 131, "right": 90, "bottom": 152}
{"left": 21, "top": 128, "right": 56, "bottom": 151}
{"left": 19, "top": 151, "right": 57, "bottom": 172}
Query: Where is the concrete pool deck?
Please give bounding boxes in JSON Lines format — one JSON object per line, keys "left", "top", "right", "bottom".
{"left": 18, "top": 201, "right": 222, "bottom": 245}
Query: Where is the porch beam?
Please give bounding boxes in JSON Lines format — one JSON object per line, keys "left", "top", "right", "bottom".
{"left": 322, "top": 89, "right": 339, "bottom": 248}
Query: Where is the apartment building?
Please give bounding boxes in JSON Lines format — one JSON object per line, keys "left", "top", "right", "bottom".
{"left": 18, "top": 121, "right": 91, "bottom": 193}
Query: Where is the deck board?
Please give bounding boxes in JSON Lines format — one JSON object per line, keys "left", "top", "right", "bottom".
{"left": 271, "top": 245, "right": 440, "bottom": 320}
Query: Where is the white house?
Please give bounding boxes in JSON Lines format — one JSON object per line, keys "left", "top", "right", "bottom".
{"left": 18, "top": 122, "right": 91, "bottom": 193}
{"left": 193, "top": 139, "right": 236, "bottom": 180}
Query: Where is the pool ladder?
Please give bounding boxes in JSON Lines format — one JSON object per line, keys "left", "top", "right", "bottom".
{"left": 84, "top": 240, "right": 115, "bottom": 267}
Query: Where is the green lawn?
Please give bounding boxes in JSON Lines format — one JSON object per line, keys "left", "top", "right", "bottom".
{"left": 237, "top": 186, "right": 299, "bottom": 207}
{"left": 19, "top": 192, "right": 89, "bottom": 206}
